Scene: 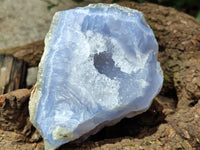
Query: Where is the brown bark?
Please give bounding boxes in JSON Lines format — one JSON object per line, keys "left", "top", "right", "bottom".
{"left": 0, "top": 40, "right": 44, "bottom": 67}
{"left": 0, "top": 55, "right": 27, "bottom": 95}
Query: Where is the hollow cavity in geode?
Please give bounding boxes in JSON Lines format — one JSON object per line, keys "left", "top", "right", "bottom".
{"left": 29, "top": 3, "right": 163, "bottom": 150}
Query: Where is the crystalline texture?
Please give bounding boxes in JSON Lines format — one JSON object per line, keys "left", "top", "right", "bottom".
{"left": 29, "top": 3, "right": 163, "bottom": 150}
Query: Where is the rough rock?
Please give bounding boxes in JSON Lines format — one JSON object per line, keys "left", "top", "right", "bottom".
{"left": 26, "top": 67, "right": 38, "bottom": 88}
{"left": 166, "top": 100, "right": 200, "bottom": 148}
{"left": 0, "top": 89, "right": 30, "bottom": 131}
{"left": 61, "top": 96, "right": 198, "bottom": 150}
{"left": 0, "top": 129, "right": 39, "bottom": 150}
{"left": 0, "top": 88, "right": 42, "bottom": 143}
{"left": 29, "top": 3, "right": 163, "bottom": 149}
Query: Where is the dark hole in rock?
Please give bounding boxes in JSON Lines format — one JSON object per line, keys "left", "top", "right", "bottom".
{"left": 161, "top": 87, "right": 178, "bottom": 108}
{"left": 93, "top": 51, "right": 121, "bottom": 79}
{"left": 189, "top": 102, "right": 197, "bottom": 107}
{"left": 160, "top": 73, "right": 178, "bottom": 108}
{"left": 185, "top": 66, "right": 190, "bottom": 69}
{"left": 60, "top": 99, "right": 166, "bottom": 149}
{"left": 188, "top": 96, "right": 199, "bottom": 107}
{"left": 159, "top": 45, "right": 165, "bottom": 52}
{"left": 165, "top": 88, "right": 178, "bottom": 105}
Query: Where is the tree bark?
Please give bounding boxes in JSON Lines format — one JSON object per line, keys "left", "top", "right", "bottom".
{"left": 0, "top": 40, "right": 44, "bottom": 67}
{"left": 0, "top": 55, "right": 27, "bottom": 95}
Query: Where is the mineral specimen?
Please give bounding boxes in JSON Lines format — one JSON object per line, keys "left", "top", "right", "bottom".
{"left": 29, "top": 3, "right": 163, "bottom": 150}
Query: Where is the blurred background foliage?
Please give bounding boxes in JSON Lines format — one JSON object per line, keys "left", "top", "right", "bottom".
{"left": 43, "top": 0, "right": 200, "bottom": 21}
{"left": 131, "top": 0, "right": 200, "bottom": 20}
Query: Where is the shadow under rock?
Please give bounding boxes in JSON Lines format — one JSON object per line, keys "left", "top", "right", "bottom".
{"left": 60, "top": 99, "right": 166, "bottom": 150}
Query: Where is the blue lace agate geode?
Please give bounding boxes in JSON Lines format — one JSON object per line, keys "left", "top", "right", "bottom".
{"left": 29, "top": 3, "right": 163, "bottom": 150}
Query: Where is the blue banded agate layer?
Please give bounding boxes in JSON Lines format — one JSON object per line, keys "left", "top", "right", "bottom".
{"left": 29, "top": 3, "right": 163, "bottom": 150}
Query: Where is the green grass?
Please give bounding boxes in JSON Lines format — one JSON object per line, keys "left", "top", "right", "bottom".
{"left": 131, "top": 143, "right": 135, "bottom": 146}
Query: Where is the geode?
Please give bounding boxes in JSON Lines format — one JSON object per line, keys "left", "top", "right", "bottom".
{"left": 29, "top": 3, "right": 163, "bottom": 150}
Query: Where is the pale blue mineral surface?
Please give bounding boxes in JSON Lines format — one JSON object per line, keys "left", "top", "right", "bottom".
{"left": 29, "top": 3, "right": 163, "bottom": 150}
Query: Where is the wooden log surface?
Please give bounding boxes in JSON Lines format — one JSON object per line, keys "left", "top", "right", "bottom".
{"left": 0, "top": 40, "right": 44, "bottom": 67}
{"left": 0, "top": 55, "right": 27, "bottom": 95}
